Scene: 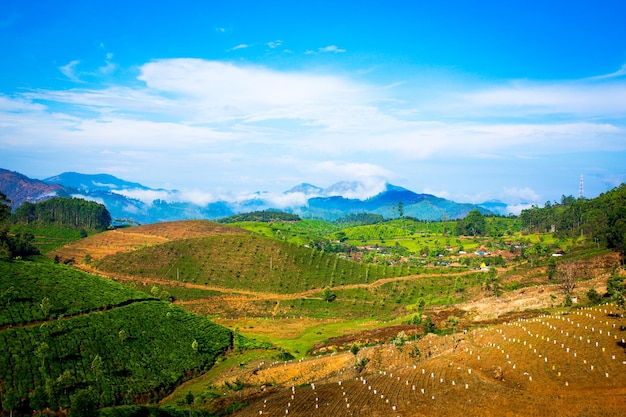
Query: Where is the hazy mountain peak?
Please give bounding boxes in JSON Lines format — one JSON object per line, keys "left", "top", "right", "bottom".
{"left": 285, "top": 183, "right": 324, "bottom": 195}
{"left": 45, "top": 172, "right": 152, "bottom": 192}
{"left": 323, "top": 181, "right": 363, "bottom": 195}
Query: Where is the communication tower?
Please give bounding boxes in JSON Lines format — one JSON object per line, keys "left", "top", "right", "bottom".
{"left": 578, "top": 174, "right": 584, "bottom": 199}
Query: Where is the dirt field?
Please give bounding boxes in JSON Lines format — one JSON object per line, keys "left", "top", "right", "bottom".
{"left": 222, "top": 305, "right": 626, "bottom": 416}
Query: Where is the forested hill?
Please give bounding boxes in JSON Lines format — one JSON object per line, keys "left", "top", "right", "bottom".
{"left": 218, "top": 210, "right": 301, "bottom": 223}
{"left": 520, "top": 183, "right": 626, "bottom": 261}
{"left": 11, "top": 197, "right": 111, "bottom": 231}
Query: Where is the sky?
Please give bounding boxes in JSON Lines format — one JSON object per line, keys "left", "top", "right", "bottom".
{"left": 1, "top": 0, "right": 626, "bottom": 211}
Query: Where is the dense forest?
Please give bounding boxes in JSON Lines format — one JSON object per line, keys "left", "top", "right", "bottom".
{"left": 1, "top": 195, "right": 111, "bottom": 257}
{"left": 218, "top": 210, "right": 301, "bottom": 223}
{"left": 334, "top": 213, "right": 385, "bottom": 225}
{"left": 520, "top": 183, "right": 626, "bottom": 262}
{"left": 11, "top": 197, "right": 111, "bottom": 231}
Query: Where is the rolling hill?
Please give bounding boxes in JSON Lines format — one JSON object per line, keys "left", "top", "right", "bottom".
{"left": 50, "top": 220, "right": 409, "bottom": 296}
{"left": 6, "top": 207, "right": 624, "bottom": 416}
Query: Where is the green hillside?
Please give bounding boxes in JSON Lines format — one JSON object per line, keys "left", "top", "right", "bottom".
{"left": 0, "top": 258, "right": 232, "bottom": 415}
{"left": 93, "top": 234, "right": 410, "bottom": 293}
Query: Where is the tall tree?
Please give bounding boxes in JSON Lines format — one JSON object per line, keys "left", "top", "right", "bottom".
{"left": 456, "top": 209, "right": 488, "bottom": 236}
{"left": 0, "top": 192, "right": 10, "bottom": 222}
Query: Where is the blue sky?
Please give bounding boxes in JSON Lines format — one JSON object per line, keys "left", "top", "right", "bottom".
{"left": 1, "top": 0, "right": 626, "bottom": 211}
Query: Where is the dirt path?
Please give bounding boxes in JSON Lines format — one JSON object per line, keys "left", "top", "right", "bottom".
{"left": 77, "top": 263, "right": 479, "bottom": 302}
{"left": 0, "top": 298, "right": 157, "bottom": 332}
{"left": 76, "top": 263, "right": 613, "bottom": 323}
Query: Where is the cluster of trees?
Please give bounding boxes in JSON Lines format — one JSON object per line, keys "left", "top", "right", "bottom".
{"left": 11, "top": 197, "right": 111, "bottom": 231}
{"left": 334, "top": 213, "right": 385, "bottom": 225}
{"left": 1, "top": 193, "right": 112, "bottom": 257}
{"left": 455, "top": 209, "right": 489, "bottom": 236}
{"left": 1, "top": 192, "right": 38, "bottom": 257}
{"left": 218, "top": 210, "right": 301, "bottom": 223}
{"left": 520, "top": 184, "right": 626, "bottom": 262}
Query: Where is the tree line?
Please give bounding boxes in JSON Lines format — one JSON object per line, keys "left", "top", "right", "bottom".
{"left": 519, "top": 183, "right": 626, "bottom": 262}
{"left": 1, "top": 193, "right": 111, "bottom": 258}
{"left": 218, "top": 210, "right": 301, "bottom": 223}
{"left": 10, "top": 197, "right": 111, "bottom": 231}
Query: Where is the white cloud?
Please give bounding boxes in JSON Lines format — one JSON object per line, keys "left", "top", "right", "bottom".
{"left": 266, "top": 40, "right": 283, "bottom": 49}
{"left": 59, "top": 60, "right": 82, "bottom": 82}
{"left": 114, "top": 189, "right": 172, "bottom": 205}
{"left": 451, "top": 80, "right": 626, "bottom": 118}
{"left": 176, "top": 189, "right": 217, "bottom": 206}
{"left": 137, "top": 59, "right": 361, "bottom": 111}
{"left": 505, "top": 203, "right": 535, "bottom": 216}
{"left": 70, "top": 194, "right": 105, "bottom": 205}
{"left": 310, "top": 161, "right": 391, "bottom": 182}
{"left": 422, "top": 188, "right": 451, "bottom": 199}
{"left": 318, "top": 45, "right": 346, "bottom": 53}
{"left": 229, "top": 43, "right": 251, "bottom": 51}
{"left": 588, "top": 63, "right": 626, "bottom": 80}
{"left": 3, "top": 59, "right": 626, "bottom": 200}
{"left": 502, "top": 186, "right": 540, "bottom": 204}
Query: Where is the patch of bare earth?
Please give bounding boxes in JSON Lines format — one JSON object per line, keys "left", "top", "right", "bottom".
{"left": 222, "top": 305, "right": 626, "bottom": 417}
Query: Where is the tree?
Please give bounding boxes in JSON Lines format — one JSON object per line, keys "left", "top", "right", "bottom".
{"left": 606, "top": 275, "right": 624, "bottom": 298}
{"left": 456, "top": 210, "right": 488, "bottom": 236}
{"left": 392, "top": 331, "right": 407, "bottom": 350}
{"left": 185, "top": 390, "right": 194, "bottom": 406}
{"left": 547, "top": 257, "right": 557, "bottom": 280}
{"left": 423, "top": 316, "right": 436, "bottom": 334}
{"left": 323, "top": 286, "right": 336, "bottom": 302}
{"left": 557, "top": 262, "right": 578, "bottom": 294}
{"left": 398, "top": 201, "right": 404, "bottom": 218}
{"left": 0, "top": 192, "right": 10, "bottom": 222}
{"left": 446, "top": 316, "right": 459, "bottom": 334}
{"left": 2, "top": 388, "right": 20, "bottom": 417}
{"left": 29, "top": 387, "right": 49, "bottom": 412}
{"left": 69, "top": 389, "right": 97, "bottom": 417}
{"left": 35, "top": 342, "right": 49, "bottom": 371}
{"left": 354, "top": 357, "right": 369, "bottom": 373}
{"left": 586, "top": 288, "right": 602, "bottom": 305}
{"left": 40, "top": 297, "right": 52, "bottom": 318}
{"left": 91, "top": 355, "right": 103, "bottom": 382}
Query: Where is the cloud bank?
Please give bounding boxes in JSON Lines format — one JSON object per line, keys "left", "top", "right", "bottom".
{"left": 2, "top": 59, "right": 625, "bottom": 205}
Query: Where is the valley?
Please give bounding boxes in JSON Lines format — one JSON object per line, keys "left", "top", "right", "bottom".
{"left": 1, "top": 185, "right": 626, "bottom": 416}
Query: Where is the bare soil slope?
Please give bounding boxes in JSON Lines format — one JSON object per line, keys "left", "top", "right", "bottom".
{"left": 224, "top": 305, "right": 626, "bottom": 417}
{"left": 49, "top": 220, "right": 247, "bottom": 263}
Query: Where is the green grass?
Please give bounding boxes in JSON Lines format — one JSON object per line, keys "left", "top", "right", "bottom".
{"left": 237, "top": 317, "right": 399, "bottom": 358}
{"left": 230, "top": 219, "right": 341, "bottom": 246}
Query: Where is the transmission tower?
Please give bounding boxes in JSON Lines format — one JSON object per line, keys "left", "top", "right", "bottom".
{"left": 578, "top": 174, "right": 584, "bottom": 199}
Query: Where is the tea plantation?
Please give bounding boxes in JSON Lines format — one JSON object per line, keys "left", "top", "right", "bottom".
{"left": 0, "top": 258, "right": 232, "bottom": 416}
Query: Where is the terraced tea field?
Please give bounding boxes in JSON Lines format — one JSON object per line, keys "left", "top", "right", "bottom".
{"left": 223, "top": 304, "right": 626, "bottom": 417}
{"left": 0, "top": 258, "right": 233, "bottom": 413}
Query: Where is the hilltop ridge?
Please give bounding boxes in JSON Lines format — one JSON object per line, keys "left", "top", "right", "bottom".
{"left": 1, "top": 168, "right": 499, "bottom": 225}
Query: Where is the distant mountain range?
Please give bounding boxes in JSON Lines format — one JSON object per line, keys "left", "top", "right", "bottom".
{"left": 0, "top": 168, "right": 510, "bottom": 224}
